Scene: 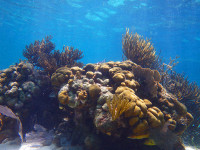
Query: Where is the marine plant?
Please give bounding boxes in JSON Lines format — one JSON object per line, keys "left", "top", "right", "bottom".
{"left": 122, "top": 28, "right": 161, "bottom": 69}
{"left": 107, "top": 94, "right": 132, "bottom": 121}
{"left": 23, "top": 36, "right": 84, "bottom": 75}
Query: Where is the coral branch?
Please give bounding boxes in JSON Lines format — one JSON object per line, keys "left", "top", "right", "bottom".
{"left": 122, "top": 28, "right": 161, "bottom": 69}
{"left": 23, "top": 36, "right": 84, "bottom": 75}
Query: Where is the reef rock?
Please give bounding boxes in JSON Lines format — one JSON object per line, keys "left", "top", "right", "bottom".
{"left": 52, "top": 60, "right": 193, "bottom": 149}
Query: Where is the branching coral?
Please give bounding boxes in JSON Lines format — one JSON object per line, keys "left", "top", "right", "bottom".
{"left": 164, "top": 72, "right": 200, "bottom": 103}
{"left": 122, "top": 28, "right": 161, "bottom": 69}
{"left": 23, "top": 36, "right": 84, "bottom": 75}
{"left": 107, "top": 94, "right": 132, "bottom": 121}
{"left": 23, "top": 36, "right": 55, "bottom": 67}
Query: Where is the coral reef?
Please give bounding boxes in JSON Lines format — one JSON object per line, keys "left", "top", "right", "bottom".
{"left": 23, "top": 36, "right": 84, "bottom": 75}
{"left": 0, "top": 61, "right": 61, "bottom": 141}
{"left": 0, "top": 61, "right": 49, "bottom": 110}
{"left": 52, "top": 60, "right": 193, "bottom": 149}
{"left": 122, "top": 29, "right": 200, "bottom": 145}
{"left": 122, "top": 28, "right": 161, "bottom": 69}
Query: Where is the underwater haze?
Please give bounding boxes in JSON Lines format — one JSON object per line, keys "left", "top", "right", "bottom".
{"left": 1, "top": 1, "right": 200, "bottom": 150}
{"left": 0, "top": 0, "right": 200, "bottom": 84}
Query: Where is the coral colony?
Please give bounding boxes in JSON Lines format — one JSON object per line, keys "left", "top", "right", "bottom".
{"left": 0, "top": 29, "right": 199, "bottom": 150}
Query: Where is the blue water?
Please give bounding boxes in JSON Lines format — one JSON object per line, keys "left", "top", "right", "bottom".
{"left": 0, "top": 0, "right": 200, "bottom": 84}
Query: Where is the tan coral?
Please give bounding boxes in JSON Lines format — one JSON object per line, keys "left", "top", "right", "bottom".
{"left": 58, "top": 91, "right": 69, "bottom": 105}
{"left": 120, "top": 70, "right": 134, "bottom": 79}
{"left": 86, "top": 71, "right": 94, "bottom": 79}
{"left": 129, "top": 117, "right": 139, "bottom": 126}
{"left": 109, "top": 67, "right": 122, "bottom": 77}
{"left": 172, "top": 99, "right": 187, "bottom": 116}
{"left": 115, "top": 86, "right": 135, "bottom": 95}
{"left": 136, "top": 100, "right": 147, "bottom": 114}
{"left": 124, "top": 79, "right": 139, "bottom": 90}
{"left": 185, "top": 112, "right": 194, "bottom": 126}
{"left": 89, "top": 84, "right": 101, "bottom": 99}
{"left": 112, "top": 73, "right": 125, "bottom": 83}
{"left": 147, "top": 107, "right": 164, "bottom": 128}
{"left": 143, "top": 99, "right": 152, "bottom": 107}
{"left": 83, "top": 63, "right": 96, "bottom": 72}
{"left": 132, "top": 64, "right": 160, "bottom": 98}
{"left": 124, "top": 102, "right": 136, "bottom": 117}
{"left": 118, "top": 62, "right": 132, "bottom": 70}
{"left": 71, "top": 66, "right": 83, "bottom": 74}
{"left": 132, "top": 120, "right": 149, "bottom": 134}
{"left": 106, "top": 61, "right": 115, "bottom": 67}
{"left": 78, "top": 90, "right": 88, "bottom": 100}
{"left": 167, "top": 118, "right": 177, "bottom": 131}
{"left": 128, "top": 120, "right": 150, "bottom": 139}
{"left": 99, "top": 64, "right": 110, "bottom": 75}
{"left": 51, "top": 67, "right": 73, "bottom": 88}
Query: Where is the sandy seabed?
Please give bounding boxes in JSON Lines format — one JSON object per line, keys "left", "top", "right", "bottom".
{"left": 0, "top": 143, "right": 198, "bottom": 150}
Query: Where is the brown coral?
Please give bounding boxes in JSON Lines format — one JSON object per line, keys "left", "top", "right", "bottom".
{"left": 51, "top": 67, "right": 73, "bottom": 88}
{"left": 122, "top": 28, "right": 160, "bottom": 69}
{"left": 54, "top": 60, "right": 194, "bottom": 148}
{"left": 23, "top": 36, "right": 83, "bottom": 75}
{"left": 132, "top": 64, "right": 161, "bottom": 97}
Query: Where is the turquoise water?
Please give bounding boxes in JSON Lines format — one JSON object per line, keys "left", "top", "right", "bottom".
{"left": 0, "top": 0, "right": 200, "bottom": 84}
{"left": 0, "top": 0, "right": 200, "bottom": 149}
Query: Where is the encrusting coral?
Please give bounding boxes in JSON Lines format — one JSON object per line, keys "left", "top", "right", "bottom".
{"left": 23, "top": 36, "right": 84, "bottom": 75}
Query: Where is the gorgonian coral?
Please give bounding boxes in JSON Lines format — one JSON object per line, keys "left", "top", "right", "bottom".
{"left": 122, "top": 28, "right": 161, "bottom": 70}
{"left": 23, "top": 36, "right": 84, "bottom": 75}
{"left": 107, "top": 94, "right": 132, "bottom": 121}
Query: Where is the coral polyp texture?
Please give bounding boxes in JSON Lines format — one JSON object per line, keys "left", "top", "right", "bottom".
{"left": 52, "top": 60, "right": 193, "bottom": 148}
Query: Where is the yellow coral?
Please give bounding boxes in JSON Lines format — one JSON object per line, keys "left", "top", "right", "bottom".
{"left": 107, "top": 94, "right": 132, "bottom": 121}
{"left": 78, "top": 90, "right": 88, "bottom": 100}
{"left": 58, "top": 91, "right": 69, "bottom": 105}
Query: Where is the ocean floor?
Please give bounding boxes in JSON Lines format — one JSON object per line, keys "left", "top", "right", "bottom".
{"left": 0, "top": 142, "right": 83, "bottom": 150}
{"left": 0, "top": 124, "right": 83, "bottom": 150}
{"left": 0, "top": 142, "right": 198, "bottom": 150}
